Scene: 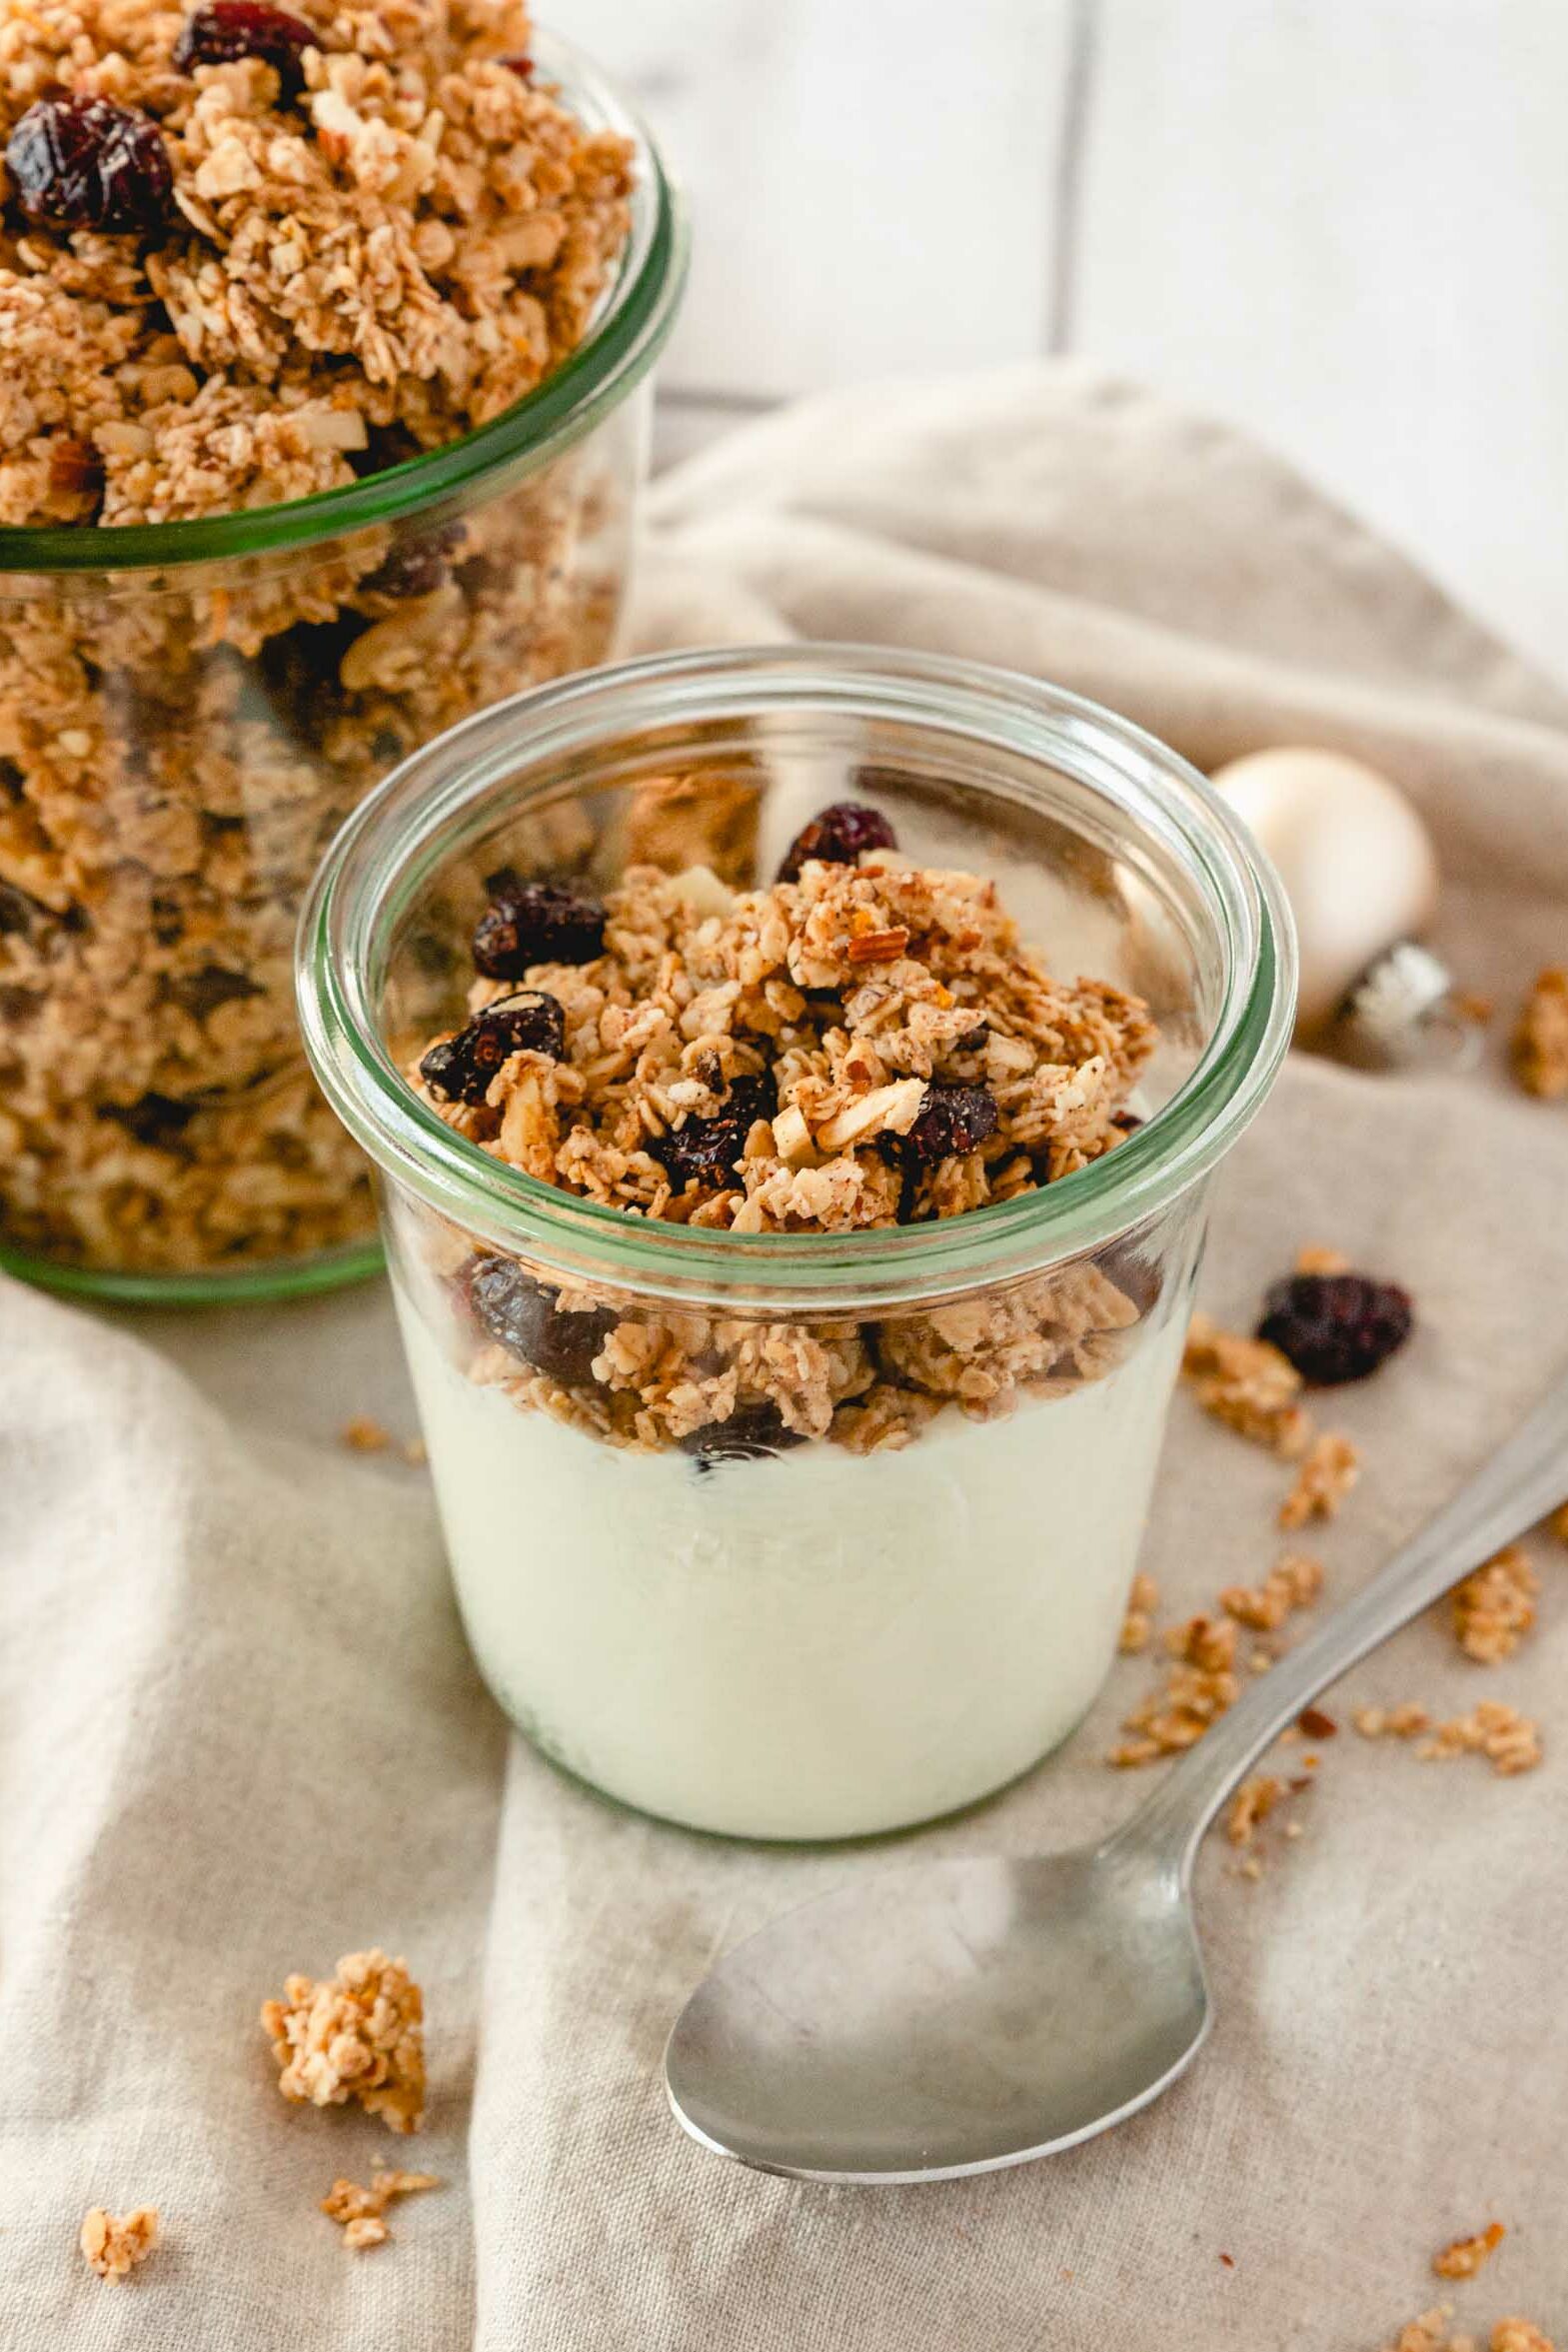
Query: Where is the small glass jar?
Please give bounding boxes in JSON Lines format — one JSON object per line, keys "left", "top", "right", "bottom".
{"left": 0, "top": 32, "right": 685, "bottom": 1302}
{"left": 299, "top": 647, "right": 1295, "bottom": 1841}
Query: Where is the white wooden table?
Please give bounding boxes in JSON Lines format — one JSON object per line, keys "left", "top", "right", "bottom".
{"left": 568, "top": 0, "right": 1567, "bottom": 685}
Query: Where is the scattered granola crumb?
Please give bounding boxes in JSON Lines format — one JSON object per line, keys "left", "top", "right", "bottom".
{"left": 1385, "top": 2312, "right": 1463, "bottom": 2352}
{"left": 1279, "top": 1431, "right": 1360, "bottom": 1529}
{"left": 1452, "top": 991, "right": 1494, "bottom": 1026}
{"left": 1416, "top": 1703, "right": 1542, "bottom": 1777}
{"left": 1512, "top": 967, "right": 1568, "bottom": 1099}
{"left": 1353, "top": 1702, "right": 1432, "bottom": 1741}
{"left": 1296, "top": 1243, "right": 1351, "bottom": 1275}
{"left": 403, "top": 1437, "right": 429, "bottom": 1469}
{"left": 1181, "top": 1312, "right": 1312, "bottom": 1456}
{"left": 1452, "top": 1548, "right": 1538, "bottom": 1664}
{"left": 1491, "top": 2323, "right": 1555, "bottom": 2352}
{"left": 1110, "top": 1611, "right": 1239, "bottom": 1765}
{"left": 1218, "top": 2251, "right": 1235, "bottom": 2269}
{"left": 1220, "top": 1552, "right": 1323, "bottom": 1630}
{"left": 261, "top": 1950, "right": 425, "bottom": 2133}
{"left": 322, "top": 2168, "right": 440, "bottom": 2251}
{"left": 1118, "top": 1571, "right": 1159, "bottom": 1655}
{"left": 79, "top": 2206, "right": 158, "bottom": 2282}
{"left": 1226, "top": 1774, "right": 1283, "bottom": 1845}
{"left": 341, "top": 1415, "right": 391, "bottom": 1453}
{"left": 1433, "top": 2223, "right": 1506, "bottom": 2280}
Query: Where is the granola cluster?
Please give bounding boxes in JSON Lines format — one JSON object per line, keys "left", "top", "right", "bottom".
{"left": 1512, "top": 967, "right": 1568, "bottom": 1099}
{"left": 0, "top": 0, "right": 637, "bottom": 1273}
{"left": 321, "top": 2166, "right": 439, "bottom": 2252}
{"left": 260, "top": 1947, "right": 426, "bottom": 2132}
{"left": 1353, "top": 1700, "right": 1542, "bottom": 1777}
{"left": 1451, "top": 1546, "right": 1539, "bottom": 1665}
{"left": 409, "top": 841, "right": 1163, "bottom": 1456}
{"left": 79, "top": 2204, "right": 158, "bottom": 2281}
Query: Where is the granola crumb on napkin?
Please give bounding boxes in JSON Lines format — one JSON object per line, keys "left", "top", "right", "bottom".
{"left": 1279, "top": 1430, "right": 1359, "bottom": 1529}
{"left": 323, "top": 2168, "right": 440, "bottom": 2250}
{"left": 261, "top": 1948, "right": 425, "bottom": 2132}
{"left": 79, "top": 2205, "right": 158, "bottom": 2281}
{"left": 1433, "top": 2223, "right": 1506, "bottom": 2280}
{"left": 1451, "top": 1547, "right": 1538, "bottom": 1664}
{"left": 1512, "top": 968, "right": 1568, "bottom": 1099}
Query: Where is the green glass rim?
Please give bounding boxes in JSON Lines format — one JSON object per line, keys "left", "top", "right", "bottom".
{"left": 0, "top": 25, "right": 688, "bottom": 576}
{"left": 298, "top": 645, "right": 1299, "bottom": 1314}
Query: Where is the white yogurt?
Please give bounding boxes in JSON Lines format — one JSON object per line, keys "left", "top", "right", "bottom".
{"left": 398, "top": 1295, "right": 1185, "bottom": 1840}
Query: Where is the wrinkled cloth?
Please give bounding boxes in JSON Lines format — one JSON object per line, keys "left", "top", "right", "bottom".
{"left": 4, "top": 363, "right": 1568, "bottom": 2350}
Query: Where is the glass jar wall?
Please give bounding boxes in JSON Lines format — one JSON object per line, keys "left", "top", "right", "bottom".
{"left": 0, "top": 35, "right": 685, "bottom": 1299}
{"left": 299, "top": 648, "right": 1296, "bottom": 1839}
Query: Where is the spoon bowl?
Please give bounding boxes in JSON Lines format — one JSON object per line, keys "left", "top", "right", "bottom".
{"left": 666, "top": 1363, "right": 1568, "bottom": 2182}
{"left": 667, "top": 1839, "right": 1208, "bottom": 2181}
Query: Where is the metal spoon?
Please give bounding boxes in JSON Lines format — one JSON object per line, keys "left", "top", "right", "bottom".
{"left": 665, "top": 1365, "right": 1568, "bottom": 2183}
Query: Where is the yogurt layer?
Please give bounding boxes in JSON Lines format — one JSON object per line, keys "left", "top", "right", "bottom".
{"left": 399, "top": 1293, "right": 1185, "bottom": 1839}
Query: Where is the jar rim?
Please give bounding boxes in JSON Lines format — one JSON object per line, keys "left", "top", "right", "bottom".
{"left": 0, "top": 26, "right": 687, "bottom": 577}
{"left": 297, "top": 645, "right": 1299, "bottom": 1312}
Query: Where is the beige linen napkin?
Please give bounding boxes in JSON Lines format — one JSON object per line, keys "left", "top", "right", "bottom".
{"left": 5, "top": 363, "right": 1568, "bottom": 2350}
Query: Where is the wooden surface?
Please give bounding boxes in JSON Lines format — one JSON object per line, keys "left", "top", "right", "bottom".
{"left": 566, "top": 0, "right": 1566, "bottom": 684}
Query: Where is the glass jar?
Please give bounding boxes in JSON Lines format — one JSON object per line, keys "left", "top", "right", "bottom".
{"left": 298, "top": 646, "right": 1296, "bottom": 1841}
{"left": 0, "top": 32, "right": 685, "bottom": 1302}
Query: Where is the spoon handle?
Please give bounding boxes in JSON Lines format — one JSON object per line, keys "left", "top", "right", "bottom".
{"left": 1111, "top": 1361, "right": 1568, "bottom": 1876}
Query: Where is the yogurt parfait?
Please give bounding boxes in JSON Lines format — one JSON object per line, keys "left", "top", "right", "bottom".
{"left": 299, "top": 647, "right": 1295, "bottom": 1839}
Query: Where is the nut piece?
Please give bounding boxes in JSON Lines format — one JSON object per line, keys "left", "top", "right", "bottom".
{"left": 80, "top": 2206, "right": 158, "bottom": 2281}
{"left": 260, "top": 1949, "right": 425, "bottom": 2133}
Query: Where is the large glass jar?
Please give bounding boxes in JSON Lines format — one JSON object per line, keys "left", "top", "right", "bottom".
{"left": 0, "top": 32, "right": 685, "bottom": 1301}
{"left": 299, "top": 647, "right": 1296, "bottom": 1841}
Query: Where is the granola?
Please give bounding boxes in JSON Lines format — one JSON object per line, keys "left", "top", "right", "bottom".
{"left": 1180, "top": 1312, "right": 1312, "bottom": 1456}
{"left": 0, "top": 0, "right": 638, "bottom": 1274}
{"left": 409, "top": 847, "right": 1162, "bottom": 1457}
{"left": 1433, "top": 2225, "right": 1507, "bottom": 2281}
{"left": 1118, "top": 1571, "right": 1159, "bottom": 1655}
{"left": 79, "top": 2205, "right": 158, "bottom": 2281}
{"left": 1512, "top": 967, "right": 1568, "bottom": 1099}
{"left": 260, "top": 1947, "right": 425, "bottom": 2132}
{"left": 322, "top": 2167, "right": 439, "bottom": 2250}
{"left": 1451, "top": 1547, "right": 1538, "bottom": 1664}
{"left": 1279, "top": 1430, "right": 1359, "bottom": 1528}
{"left": 1354, "top": 1699, "right": 1542, "bottom": 1777}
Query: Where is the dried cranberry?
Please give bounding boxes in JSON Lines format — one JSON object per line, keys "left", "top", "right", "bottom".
{"left": 419, "top": 990, "right": 565, "bottom": 1105}
{"left": 678, "top": 1400, "right": 807, "bottom": 1468}
{"left": 360, "top": 522, "right": 468, "bottom": 603}
{"left": 650, "top": 1074, "right": 775, "bottom": 1189}
{"left": 6, "top": 96, "right": 173, "bottom": 232}
{"left": 902, "top": 1083, "right": 999, "bottom": 1168}
{"left": 500, "top": 52, "right": 534, "bottom": 79}
{"left": 173, "top": 0, "right": 315, "bottom": 91}
{"left": 472, "top": 876, "right": 606, "bottom": 979}
{"left": 776, "top": 800, "right": 898, "bottom": 884}
{"left": 167, "top": 964, "right": 262, "bottom": 1019}
{"left": 463, "top": 1254, "right": 615, "bottom": 1384}
{"left": 102, "top": 1092, "right": 199, "bottom": 1148}
{"left": 1256, "top": 1271, "right": 1413, "bottom": 1385}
